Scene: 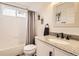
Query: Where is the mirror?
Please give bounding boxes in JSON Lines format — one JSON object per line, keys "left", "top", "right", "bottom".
{"left": 54, "top": 2, "right": 79, "bottom": 27}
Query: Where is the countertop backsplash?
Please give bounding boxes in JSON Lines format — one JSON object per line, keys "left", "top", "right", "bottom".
{"left": 50, "top": 32, "right": 79, "bottom": 41}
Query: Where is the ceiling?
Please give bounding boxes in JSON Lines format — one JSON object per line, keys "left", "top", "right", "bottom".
{"left": 4, "top": 2, "right": 50, "bottom": 8}
{"left": 17, "top": 2, "right": 51, "bottom": 7}
{"left": 4, "top": 2, "right": 58, "bottom": 11}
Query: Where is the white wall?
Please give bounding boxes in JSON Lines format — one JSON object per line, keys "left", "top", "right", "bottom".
{"left": 35, "top": 3, "right": 79, "bottom": 36}
{"left": 35, "top": 3, "right": 52, "bottom": 36}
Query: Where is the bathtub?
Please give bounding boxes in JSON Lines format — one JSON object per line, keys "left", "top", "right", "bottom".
{"left": 0, "top": 44, "right": 24, "bottom": 56}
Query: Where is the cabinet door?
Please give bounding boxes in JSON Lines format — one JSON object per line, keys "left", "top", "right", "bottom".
{"left": 54, "top": 47, "right": 74, "bottom": 56}
{"left": 35, "top": 39, "right": 54, "bottom": 56}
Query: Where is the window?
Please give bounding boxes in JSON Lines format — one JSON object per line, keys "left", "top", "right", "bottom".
{"left": 17, "top": 10, "right": 26, "bottom": 17}
{"left": 0, "top": 8, "right": 2, "bottom": 14}
{"left": 0, "top": 4, "right": 27, "bottom": 18}
{"left": 2, "top": 8, "right": 16, "bottom": 16}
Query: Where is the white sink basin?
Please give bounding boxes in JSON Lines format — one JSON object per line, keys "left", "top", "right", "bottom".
{"left": 47, "top": 39, "right": 69, "bottom": 45}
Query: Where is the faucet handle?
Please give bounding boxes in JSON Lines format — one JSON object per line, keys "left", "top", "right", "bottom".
{"left": 66, "top": 35, "right": 71, "bottom": 40}
{"left": 56, "top": 33, "right": 59, "bottom": 38}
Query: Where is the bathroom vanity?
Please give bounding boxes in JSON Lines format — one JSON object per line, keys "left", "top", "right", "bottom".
{"left": 35, "top": 35, "right": 79, "bottom": 56}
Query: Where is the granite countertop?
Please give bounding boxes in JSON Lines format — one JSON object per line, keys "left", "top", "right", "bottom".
{"left": 35, "top": 35, "right": 79, "bottom": 56}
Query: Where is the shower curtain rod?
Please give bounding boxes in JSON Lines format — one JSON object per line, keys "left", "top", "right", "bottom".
{"left": 0, "top": 2, "right": 35, "bottom": 12}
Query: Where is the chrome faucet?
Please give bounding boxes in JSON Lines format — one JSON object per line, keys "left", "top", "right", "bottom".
{"left": 60, "top": 33, "right": 64, "bottom": 39}
{"left": 56, "top": 33, "right": 59, "bottom": 38}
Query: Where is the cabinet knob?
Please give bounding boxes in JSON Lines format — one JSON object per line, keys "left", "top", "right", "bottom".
{"left": 49, "top": 51, "right": 52, "bottom": 56}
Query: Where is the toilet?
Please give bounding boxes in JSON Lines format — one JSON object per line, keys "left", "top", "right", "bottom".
{"left": 24, "top": 44, "right": 37, "bottom": 56}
